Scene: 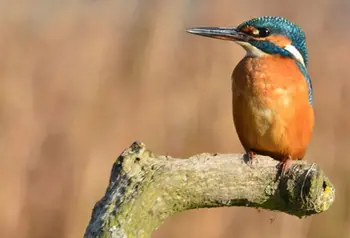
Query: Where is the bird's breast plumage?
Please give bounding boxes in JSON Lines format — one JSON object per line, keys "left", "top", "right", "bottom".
{"left": 232, "top": 56, "right": 314, "bottom": 160}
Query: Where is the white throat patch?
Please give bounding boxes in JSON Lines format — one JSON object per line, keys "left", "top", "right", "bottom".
{"left": 236, "top": 41, "right": 267, "bottom": 57}
{"left": 284, "top": 44, "right": 306, "bottom": 67}
{"left": 236, "top": 41, "right": 306, "bottom": 67}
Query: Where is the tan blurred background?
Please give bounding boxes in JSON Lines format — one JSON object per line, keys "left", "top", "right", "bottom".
{"left": 0, "top": 0, "right": 349, "bottom": 237}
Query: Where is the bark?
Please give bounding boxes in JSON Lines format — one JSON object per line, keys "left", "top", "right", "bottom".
{"left": 84, "top": 141, "right": 335, "bottom": 238}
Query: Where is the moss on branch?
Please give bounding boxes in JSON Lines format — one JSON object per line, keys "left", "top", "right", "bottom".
{"left": 84, "top": 141, "right": 335, "bottom": 238}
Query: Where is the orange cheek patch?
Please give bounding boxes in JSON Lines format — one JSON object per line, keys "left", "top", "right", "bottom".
{"left": 241, "top": 26, "right": 259, "bottom": 35}
{"left": 265, "top": 35, "right": 292, "bottom": 47}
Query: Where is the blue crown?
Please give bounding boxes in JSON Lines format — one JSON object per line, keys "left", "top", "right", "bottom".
{"left": 238, "top": 16, "right": 308, "bottom": 67}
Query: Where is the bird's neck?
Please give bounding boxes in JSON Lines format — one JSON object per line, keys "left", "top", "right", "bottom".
{"left": 237, "top": 41, "right": 306, "bottom": 68}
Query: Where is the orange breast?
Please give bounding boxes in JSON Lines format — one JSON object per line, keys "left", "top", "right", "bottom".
{"left": 232, "top": 56, "right": 314, "bottom": 161}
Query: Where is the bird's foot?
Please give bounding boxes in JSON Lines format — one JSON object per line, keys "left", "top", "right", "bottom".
{"left": 277, "top": 155, "right": 293, "bottom": 176}
{"left": 248, "top": 151, "right": 256, "bottom": 160}
{"left": 245, "top": 150, "right": 256, "bottom": 167}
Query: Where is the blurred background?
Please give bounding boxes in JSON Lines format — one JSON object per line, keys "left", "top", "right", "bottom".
{"left": 0, "top": 0, "right": 349, "bottom": 237}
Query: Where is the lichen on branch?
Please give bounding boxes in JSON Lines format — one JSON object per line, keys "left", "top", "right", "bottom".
{"left": 84, "top": 141, "right": 335, "bottom": 238}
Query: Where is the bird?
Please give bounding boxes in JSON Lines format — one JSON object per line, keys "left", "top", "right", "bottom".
{"left": 186, "top": 16, "right": 314, "bottom": 173}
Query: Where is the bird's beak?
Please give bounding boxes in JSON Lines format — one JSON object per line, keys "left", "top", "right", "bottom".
{"left": 186, "top": 26, "right": 250, "bottom": 42}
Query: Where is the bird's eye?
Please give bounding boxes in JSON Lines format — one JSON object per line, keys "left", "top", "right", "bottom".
{"left": 257, "top": 28, "right": 270, "bottom": 37}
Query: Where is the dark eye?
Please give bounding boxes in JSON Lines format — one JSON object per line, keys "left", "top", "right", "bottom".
{"left": 257, "top": 27, "right": 270, "bottom": 37}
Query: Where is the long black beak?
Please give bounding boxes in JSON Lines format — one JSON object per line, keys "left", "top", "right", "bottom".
{"left": 186, "top": 27, "right": 250, "bottom": 42}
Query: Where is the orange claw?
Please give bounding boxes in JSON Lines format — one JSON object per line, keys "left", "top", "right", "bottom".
{"left": 278, "top": 155, "right": 294, "bottom": 175}
{"left": 245, "top": 150, "right": 256, "bottom": 166}
{"left": 248, "top": 151, "right": 256, "bottom": 160}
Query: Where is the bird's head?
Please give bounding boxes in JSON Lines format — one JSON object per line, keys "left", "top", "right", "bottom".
{"left": 187, "top": 16, "right": 308, "bottom": 67}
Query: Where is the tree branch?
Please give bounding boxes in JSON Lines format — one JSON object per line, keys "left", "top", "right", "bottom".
{"left": 84, "top": 141, "right": 335, "bottom": 238}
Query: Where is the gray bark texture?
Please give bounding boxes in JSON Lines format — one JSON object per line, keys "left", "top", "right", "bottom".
{"left": 84, "top": 141, "right": 335, "bottom": 238}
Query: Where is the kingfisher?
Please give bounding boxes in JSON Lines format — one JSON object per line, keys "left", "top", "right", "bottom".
{"left": 187, "top": 16, "right": 314, "bottom": 172}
